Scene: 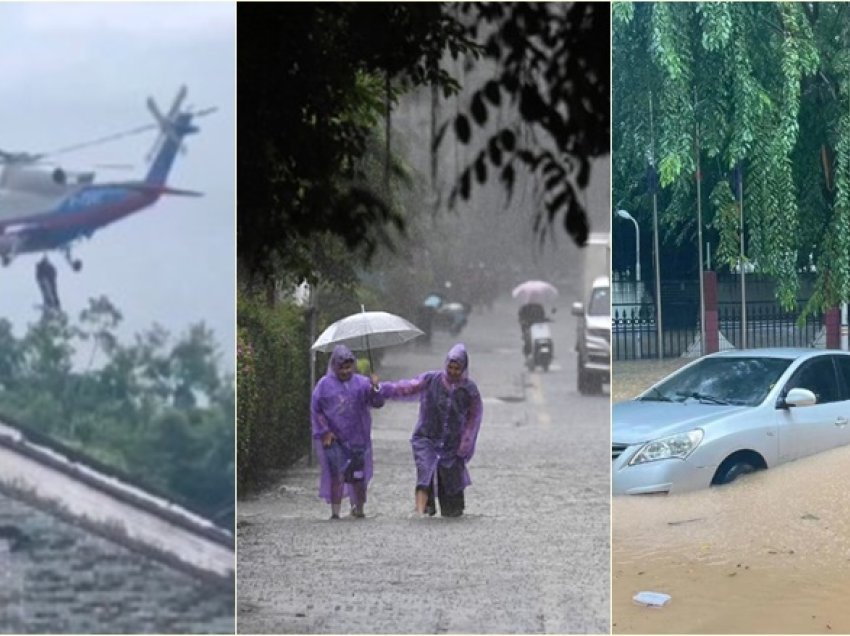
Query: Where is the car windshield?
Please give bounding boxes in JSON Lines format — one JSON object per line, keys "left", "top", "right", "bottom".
{"left": 588, "top": 286, "right": 609, "bottom": 317}
{"left": 640, "top": 356, "right": 793, "bottom": 406}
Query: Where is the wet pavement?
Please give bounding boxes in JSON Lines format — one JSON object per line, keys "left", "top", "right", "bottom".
{"left": 0, "top": 493, "right": 234, "bottom": 634}
{"left": 237, "top": 296, "right": 610, "bottom": 634}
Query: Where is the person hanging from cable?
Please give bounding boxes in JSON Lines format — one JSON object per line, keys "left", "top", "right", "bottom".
{"left": 35, "top": 255, "right": 60, "bottom": 311}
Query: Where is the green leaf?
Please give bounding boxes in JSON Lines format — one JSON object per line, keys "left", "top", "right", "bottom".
{"left": 471, "top": 92, "right": 488, "bottom": 126}
{"left": 484, "top": 80, "right": 501, "bottom": 106}
{"left": 474, "top": 153, "right": 488, "bottom": 184}
{"left": 454, "top": 114, "right": 471, "bottom": 144}
{"left": 499, "top": 129, "right": 516, "bottom": 152}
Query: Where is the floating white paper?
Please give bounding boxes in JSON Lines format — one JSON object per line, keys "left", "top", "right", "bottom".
{"left": 633, "top": 591, "right": 671, "bottom": 607}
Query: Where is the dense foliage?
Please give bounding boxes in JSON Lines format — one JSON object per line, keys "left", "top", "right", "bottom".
{"left": 236, "top": 328, "right": 257, "bottom": 490}
{"left": 237, "top": 295, "right": 311, "bottom": 490}
{"left": 0, "top": 298, "right": 234, "bottom": 527}
{"left": 613, "top": 2, "right": 850, "bottom": 311}
{"left": 237, "top": 2, "right": 477, "bottom": 285}
{"left": 450, "top": 2, "right": 611, "bottom": 246}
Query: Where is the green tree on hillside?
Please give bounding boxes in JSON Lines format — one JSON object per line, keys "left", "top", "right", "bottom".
{"left": 0, "top": 300, "right": 233, "bottom": 526}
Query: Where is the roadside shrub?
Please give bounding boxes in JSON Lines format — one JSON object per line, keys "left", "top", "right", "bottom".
{"left": 236, "top": 328, "right": 257, "bottom": 489}
{"left": 237, "top": 294, "right": 311, "bottom": 492}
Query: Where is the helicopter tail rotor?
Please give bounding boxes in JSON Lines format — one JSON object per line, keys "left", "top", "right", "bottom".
{"left": 146, "top": 85, "right": 189, "bottom": 161}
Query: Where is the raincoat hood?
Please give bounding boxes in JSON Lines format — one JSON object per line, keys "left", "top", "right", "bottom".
{"left": 445, "top": 343, "right": 469, "bottom": 383}
{"left": 327, "top": 344, "right": 356, "bottom": 377}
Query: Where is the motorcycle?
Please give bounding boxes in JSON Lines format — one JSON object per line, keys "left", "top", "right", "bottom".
{"left": 420, "top": 293, "right": 470, "bottom": 337}
{"left": 519, "top": 303, "right": 555, "bottom": 372}
{"left": 525, "top": 321, "right": 554, "bottom": 371}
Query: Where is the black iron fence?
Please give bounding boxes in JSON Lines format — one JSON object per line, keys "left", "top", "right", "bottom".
{"left": 716, "top": 302, "right": 823, "bottom": 350}
{"left": 613, "top": 305, "right": 695, "bottom": 360}
{"left": 613, "top": 301, "right": 824, "bottom": 360}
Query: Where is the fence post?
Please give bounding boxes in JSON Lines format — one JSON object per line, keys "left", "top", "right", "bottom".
{"left": 703, "top": 271, "right": 719, "bottom": 354}
{"left": 825, "top": 307, "right": 840, "bottom": 349}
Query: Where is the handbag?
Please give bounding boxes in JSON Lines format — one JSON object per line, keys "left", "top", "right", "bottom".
{"left": 344, "top": 446, "right": 366, "bottom": 483}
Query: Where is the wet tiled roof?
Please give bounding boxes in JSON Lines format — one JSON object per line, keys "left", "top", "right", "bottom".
{"left": 0, "top": 494, "right": 233, "bottom": 634}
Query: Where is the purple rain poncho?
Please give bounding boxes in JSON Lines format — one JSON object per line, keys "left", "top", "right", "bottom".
{"left": 379, "top": 343, "right": 483, "bottom": 496}
{"left": 311, "top": 345, "right": 384, "bottom": 503}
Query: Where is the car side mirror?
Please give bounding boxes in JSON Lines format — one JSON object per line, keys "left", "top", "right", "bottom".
{"left": 780, "top": 387, "right": 817, "bottom": 409}
{"left": 571, "top": 302, "right": 583, "bottom": 317}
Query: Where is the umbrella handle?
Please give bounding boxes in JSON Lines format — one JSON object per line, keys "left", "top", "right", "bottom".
{"left": 361, "top": 304, "right": 374, "bottom": 373}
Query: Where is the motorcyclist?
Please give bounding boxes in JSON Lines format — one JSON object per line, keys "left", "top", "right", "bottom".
{"left": 423, "top": 288, "right": 470, "bottom": 337}
{"left": 518, "top": 302, "right": 546, "bottom": 356}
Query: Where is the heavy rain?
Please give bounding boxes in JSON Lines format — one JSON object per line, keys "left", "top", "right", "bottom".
{"left": 237, "top": 4, "right": 611, "bottom": 633}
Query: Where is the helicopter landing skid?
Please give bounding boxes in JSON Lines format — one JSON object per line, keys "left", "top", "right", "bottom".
{"left": 62, "top": 247, "right": 82, "bottom": 272}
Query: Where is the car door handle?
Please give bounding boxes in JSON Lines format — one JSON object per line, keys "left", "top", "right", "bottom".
{"left": 835, "top": 418, "right": 849, "bottom": 428}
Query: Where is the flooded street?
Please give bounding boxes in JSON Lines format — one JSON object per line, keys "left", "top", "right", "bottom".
{"left": 612, "top": 360, "right": 850, "bottom": 634}
{"left": 239, "top": 297, "right": 610, "bottom": 633}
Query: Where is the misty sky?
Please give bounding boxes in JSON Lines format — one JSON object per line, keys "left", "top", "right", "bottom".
{"left": 0, "top": 2, "right": 235, "bottom": 372}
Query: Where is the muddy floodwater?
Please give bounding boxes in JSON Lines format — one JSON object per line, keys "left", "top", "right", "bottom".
{"left": 612, "top": 360, "right": 850, "bottom": 634}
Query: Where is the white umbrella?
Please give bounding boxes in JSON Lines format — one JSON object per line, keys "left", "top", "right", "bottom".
{"left": 311, "top": 310, "right": 424, "bottom": 355}
{"left": 511, "top": 280, "right": 559, "bottom": 305}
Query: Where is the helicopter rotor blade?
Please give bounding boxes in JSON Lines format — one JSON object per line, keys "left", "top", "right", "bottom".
{"left": 191, "top": 106, "right": 218, "bottom": 118}
{"left": 0, "top": 149, "right": 47, "bottom": 164}
{"left": 146, "top": 97, "right": 168, "bottom": 129}
{"left": 167, "top": 85, "right": 188, "bottom": 119}
{"left": 48, "top": 123, "right": 158, "bottom": 157}
{"left": 5, "top": 86, "right": 212, "bottom": 169}
{"left": 93, "top": 163, "right": 135, "bottom": 171}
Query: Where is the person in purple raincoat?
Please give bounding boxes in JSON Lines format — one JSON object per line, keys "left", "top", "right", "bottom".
{"left": 311, "top": 345, "right": 384, "bottom": 519}
{"left": 379, "top": 343, "right": 483, "bottom": 517}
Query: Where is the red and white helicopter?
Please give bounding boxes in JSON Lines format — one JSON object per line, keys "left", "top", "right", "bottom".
{"left": 0, "top": 86, "right": 214, "bottom": 281}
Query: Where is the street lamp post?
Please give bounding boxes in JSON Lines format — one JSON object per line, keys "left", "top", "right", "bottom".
{"left": 649, "top": 92, "right": 663, "bottom": 359}
{"left": 616, "top": 209, "right": 640, "bottom": 282}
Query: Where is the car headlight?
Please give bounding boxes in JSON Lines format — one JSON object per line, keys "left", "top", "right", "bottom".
{"left": 628, "top": 429, "right": 704, "bottom": 465}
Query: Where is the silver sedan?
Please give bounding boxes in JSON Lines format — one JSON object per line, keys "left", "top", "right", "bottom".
{"left": 613, "top": 348, "right": 850, "bottom": 495}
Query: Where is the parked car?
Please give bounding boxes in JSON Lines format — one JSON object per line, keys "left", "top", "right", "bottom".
{"left": 572, "top": 275, "right": 610, "bottom": 394}
{"left": 613, "top": 348, "right": 850, "bottom": 495}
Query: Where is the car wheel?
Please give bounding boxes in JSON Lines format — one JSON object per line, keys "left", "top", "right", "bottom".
{"left": 577, "top": 358, "right": 590, "bottom": 394}
{"left": 712, "top": 456, "right": 760, "bottom": 486}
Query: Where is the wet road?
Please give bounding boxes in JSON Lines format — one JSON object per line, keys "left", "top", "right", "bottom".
{"left": 237, "top": 296, "right": 610, "bottom": 634}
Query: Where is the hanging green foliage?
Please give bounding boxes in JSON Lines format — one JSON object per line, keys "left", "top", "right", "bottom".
{"left": 614, "top": 2, "right": 849, "bottom": 313}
